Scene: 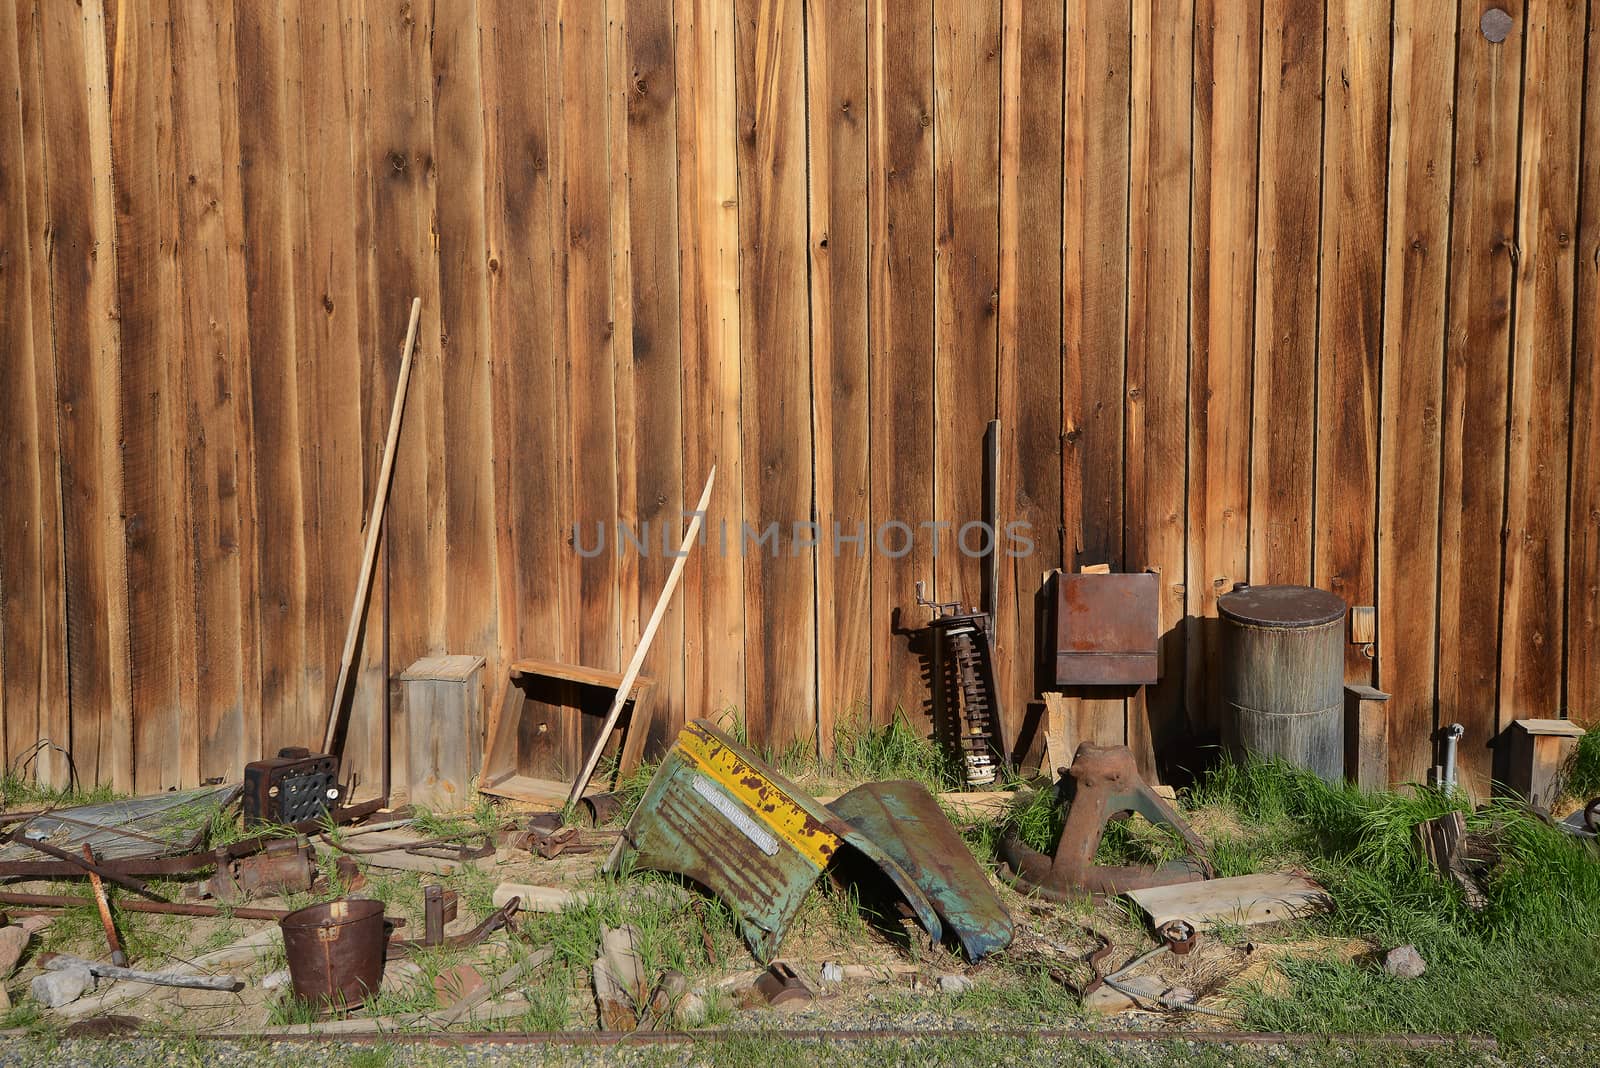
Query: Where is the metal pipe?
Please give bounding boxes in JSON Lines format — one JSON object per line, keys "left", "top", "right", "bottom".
{"left": 1441, "top": 723, "right": 1465, "bottom": 789}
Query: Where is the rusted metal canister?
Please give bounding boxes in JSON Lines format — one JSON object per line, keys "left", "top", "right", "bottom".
{"left": 1218, "top": 583, "right": 1347, "bottom": 782}
{"left": 280, "top": 897, "right": 387, "bottom": 1009}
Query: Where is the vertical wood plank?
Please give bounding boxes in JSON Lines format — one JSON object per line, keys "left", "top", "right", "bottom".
{"left": 295, "top": 1, "right": 375, "bottom": 775}
{"left": 619, "top": 0, "right": 685, "bottom": 754}
{"left": 1249, "top": 0, "right": 1323, "bottom": 585}
{"left": 1125, "top": 0, "right": 1192, "bottom": 780}
{"left": 1187, "top": 0, "right": 1259, "bottom": 735}
{"left": 675, "top": 0, "right": 745, "bottom": 726}
{"left": 562, "top": 0, "right": 620, "bottom": 687}
{"left": 40, "top": 0, "right": 133, "bottom": 789}
{"left": 1438, "top": 0, "right": 1524, "bottom": 791}
{"left": 1500, "top": 0, "right": 1584, "bottom": 719}
{"left": 933, "top": 0, "right": 1000, "bottom": 618}
{"left": 1377, "top": 0, "right": 1456, "bottom": 785}
{"left": 808, "top": 0, "right": 871, "bottom": 755}
{"left": 1570, "top": 1, "right": 1600, "bottom": 728}
{"left": 111, "top": 0, "right": 188, "bottom": 793}
{"left": 215, "top": 0, "right": 264, "bottom": 781}
{"left": 1314, "top": 0, "right": 1390, "bottom": 689}
{"left": 0, "top": 0, "right": 68, "bottom": 783}
{"left": 997, "top": 0, "right": 1064, "bottom": 752}
{"left": 235, "top": 0, "right": 311, "bottom": 758}
{"left": 482, "top": 0, "right": 568, "bottom": 728}
{"left": 868, "top": 0, "right": 935, "bottom": 729}
{"left": 359, "top": 0, "right": 443, "bottom": 782}
{"left": 171, "top": 1, "right": 249, "bottom": 786}
{"left": 736, "top": 0, "right": 816, "bottom": 751}
{"left": 1061, "top": 0, "right": 1131, "bottom": 749}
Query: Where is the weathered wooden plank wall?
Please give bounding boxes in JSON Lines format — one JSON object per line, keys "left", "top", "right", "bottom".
{"left": 2, "top": 1, "right": 1597, "bottom": 795}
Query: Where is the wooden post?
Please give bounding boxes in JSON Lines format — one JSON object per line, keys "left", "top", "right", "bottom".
{"left": 1343, "top": 684, "right": 1390, "bottom": 791}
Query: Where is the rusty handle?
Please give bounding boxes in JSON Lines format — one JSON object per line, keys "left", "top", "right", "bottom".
{"left": 82, "top": 844, "right": 127, "bottom": 967}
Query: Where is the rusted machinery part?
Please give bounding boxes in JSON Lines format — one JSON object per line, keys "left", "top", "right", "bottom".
{"left": 580, "top": 792, "right": 625, "bottom": 826}
{"left": 998, "top": 743, "right": 1212, "bottom": 901}
{"left": 751, "top": 961, "right": 814, "bottom": 1007}
{"left": 186, "top": 1027, "right": 1500, "bottom": 1050}
{"left": 1159, "top": 920, "right": 1198, "bottom": 955}
{"left": 386, "top": 896, "right": 520, "bottom": 959}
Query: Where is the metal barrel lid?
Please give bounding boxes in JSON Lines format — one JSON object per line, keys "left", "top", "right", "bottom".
{"left": 1217, "top": 583, "right": 1346, "bottom": 628}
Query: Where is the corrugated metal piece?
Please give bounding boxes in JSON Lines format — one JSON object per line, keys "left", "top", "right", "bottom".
{"left": 2, "top": 784, "right": 240, "bottom": 861}
{"left": 605, "top": 721, "right": 943, "bottom": 961}
{"left": 828, "top": 780, "right": 1013, "bottom": 961}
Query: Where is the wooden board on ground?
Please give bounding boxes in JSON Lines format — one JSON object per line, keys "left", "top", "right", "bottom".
{"left": 1125, "top": 873, "right": 1330, "bottom": 931}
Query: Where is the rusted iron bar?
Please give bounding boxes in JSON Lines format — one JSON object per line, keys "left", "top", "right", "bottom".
{"left": 184, "top": 1028, "right": 1498, "bottom": 1050}
{"left": 0, "top": 890, "right": 298, "bottom": 921}
{"left": 2, "top": 834, "right": 164, "bottom": 899}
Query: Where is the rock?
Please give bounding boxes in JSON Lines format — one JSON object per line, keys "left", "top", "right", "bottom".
{"left": 434, "top": 963, "right": 486, "bottom": 1007}
{"left": 937, "top": 974, "right": 974, "bottom": 994}
{"left": 1164, "top": 985, "right": 1196, "bottom": 1004}
{"left": 0, "top": 925, "right": 31, "bottom": 978}
{"left": 676, "top": 990, "right": 708, "bottom": 1026}
{"left": 31, "top": 965, "right": 95, "bottom": 1008}
{"left": 820, "top": 961, "right": 844, "bottom": 983}
{"left": 1384, "top": 945, "right": 1427, "bottom": 979}
{"left": 260, "top": 968, "right": 292, "bottom": 991}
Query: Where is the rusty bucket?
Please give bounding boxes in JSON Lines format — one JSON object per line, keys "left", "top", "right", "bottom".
{"left": 280, "top": 897, "right": 387, "bottom": 1009}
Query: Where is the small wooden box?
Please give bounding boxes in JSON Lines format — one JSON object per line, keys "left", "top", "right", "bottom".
{"left": 1052, "top": 572, "right": 1160, "bottom": 686}
{"left": 1496, "top": 718, "right": 1586, "bottom": 809}
{"left": 400, "top": 654, "right": 486, "bottom": 812}
{"left": 1343, "top": 684, "right": 1390, "bottom": 791}
{"left": 479, "top": 658, "right": 655, "bottom": 807}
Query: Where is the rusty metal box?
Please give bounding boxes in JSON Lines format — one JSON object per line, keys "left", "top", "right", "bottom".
{"left": 1052, "top": 572, "right": 1160, "bottom": 686}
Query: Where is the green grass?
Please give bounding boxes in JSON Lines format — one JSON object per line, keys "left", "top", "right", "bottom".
{"left": 1182, "top": 756, "right": 1600, "bottom": 1043}
{"left": 823, "top": 712, "right": 959, "bottom": 792}
{"left": 1563, "top": 727, "right": 1600, "bottom": 802}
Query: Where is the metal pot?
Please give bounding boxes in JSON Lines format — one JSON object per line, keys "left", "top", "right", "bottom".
{"left": 279, "top": 897, "right": 387, "bottom": 1009}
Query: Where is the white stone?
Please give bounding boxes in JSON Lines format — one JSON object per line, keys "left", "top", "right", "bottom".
{"left": 31, "top": 965, "right": 94, "bottom": 1008}
{"left": 1384, "top": 944, "right": 1427, "bottom": 979}
{"left": 937, "top": 973, "right": 974, "bottom": 994}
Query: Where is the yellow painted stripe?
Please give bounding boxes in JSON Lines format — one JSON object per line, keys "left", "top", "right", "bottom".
{"left": 678, "top": 726, "right": 839, "bottom": 868}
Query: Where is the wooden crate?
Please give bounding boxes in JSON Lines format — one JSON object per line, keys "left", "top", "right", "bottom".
{"left": 478, "top": 658, "right": 655, "bottom": 807}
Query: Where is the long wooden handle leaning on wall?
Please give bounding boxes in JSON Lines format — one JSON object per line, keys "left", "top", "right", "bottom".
{"left": 322, "top": 297, "right": 423, "bottom": 757}
{"left": 565, "top": 468, "right": 717, "bottom": 807}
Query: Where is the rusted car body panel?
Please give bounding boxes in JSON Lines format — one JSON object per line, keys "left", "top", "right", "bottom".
{"left": 605, "top": 721, "right": 943, "bottom": 961}
{"left": 828, "top": 780, "right": 1013, "bottom": 961}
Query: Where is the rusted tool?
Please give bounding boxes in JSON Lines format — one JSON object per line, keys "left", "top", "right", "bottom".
{"left": 386, "top": 896, "right": 519, "bottom": 958}
{"left": 752, "top": 961, "right": 814, "bottom": 1010}
{"left": 424, "top": 884, "right": 458, "bottom": 944}
{"left": 0, "top": 890, "right": 407, "bottom": 924}
{"left": 999, "top": 743, "right": 1211, "bottom": 901}
{"left": 327, "top": 828, "right": 494, "bottom": 863}
{"left": 82, "top": 844, "right": 126, "bottom": 966}
{"left": 39, "top": 951, "right": 241, "bottom": 991}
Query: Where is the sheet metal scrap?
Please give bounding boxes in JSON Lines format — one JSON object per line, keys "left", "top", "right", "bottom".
{"left": 827, "top": 780, "right": 1013, "bottom": 961}
{"left": 999, "top": 742, "right": 1211, "bottom": 901}
{"left": 0, "top": 784, "right": 240, "bottom": 863}
{"left": 604, "top": 720, "right": 943, "bottom": 962}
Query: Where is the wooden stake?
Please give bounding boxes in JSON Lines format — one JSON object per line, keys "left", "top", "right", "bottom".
{"left": 565, "top": 468, "right": 716, "bottom": 807}
{"left": 322, "top": 297, "right": 422, "bottom": 757}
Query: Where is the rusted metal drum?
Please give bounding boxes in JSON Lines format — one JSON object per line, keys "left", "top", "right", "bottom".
{"left": 1218, "top": 584, "right": 1347, "bottom": 782}
{"left": 280, "top": 897, "right": 387, "bottom": 1009}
